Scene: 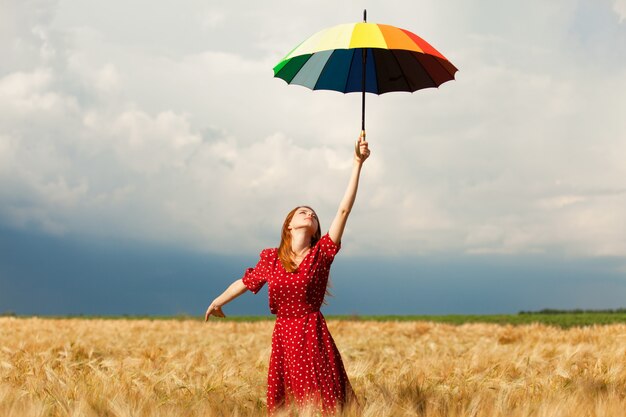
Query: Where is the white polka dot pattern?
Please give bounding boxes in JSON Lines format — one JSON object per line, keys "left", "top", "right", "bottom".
{"left": 241, "top": 233, "right": 355, "bottom": 415}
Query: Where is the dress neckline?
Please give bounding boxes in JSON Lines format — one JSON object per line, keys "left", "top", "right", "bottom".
{"left": 284, "top": 245, "right": 314, "bottom": 273}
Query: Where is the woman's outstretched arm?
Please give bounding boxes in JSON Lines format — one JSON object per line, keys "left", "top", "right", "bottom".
{"left": 328, "top": 131, "right": 370, "bottom": 245}
{"left": 205, "top": 279, "right": 248, "bottom": 321}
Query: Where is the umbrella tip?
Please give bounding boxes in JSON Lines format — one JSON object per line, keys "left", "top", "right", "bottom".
{"left": 363, "top": 9, "right": 367, "bottom": 22}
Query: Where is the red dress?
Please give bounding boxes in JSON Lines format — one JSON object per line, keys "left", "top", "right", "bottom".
{"left": 242, "top": 233, "right": 354, "bottom": 415}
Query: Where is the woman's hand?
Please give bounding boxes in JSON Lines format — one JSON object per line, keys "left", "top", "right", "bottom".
{"left": 354, "top": 130, "right": 371, "bottom": 164}
{"left": 203, "top": 280, "right": 248, "bottom": 322}
{"left": 205, "top": 301, "right": 226, "bottom": 321}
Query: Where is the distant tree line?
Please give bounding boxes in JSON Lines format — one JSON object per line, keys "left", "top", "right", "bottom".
{"left": 519, "top": 308, "right": 626, "bottom": 315}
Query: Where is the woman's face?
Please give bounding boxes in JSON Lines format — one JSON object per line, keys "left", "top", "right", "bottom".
{"left": 289, "top": 207, "right": 319, "bottom": 233}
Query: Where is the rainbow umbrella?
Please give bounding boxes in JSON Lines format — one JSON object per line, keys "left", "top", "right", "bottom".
{"left": 273, "top": 10, "right": 457, "bottom": 138}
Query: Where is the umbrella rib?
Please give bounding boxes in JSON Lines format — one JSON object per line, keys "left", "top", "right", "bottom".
{"left": 314, "top": 50, "right": 338, "bottom": 90}
{"left": 408, "top": 51, "right": 438, "bottom": 89}
{"left": 436, "top": 56, "right": 458, "bottom": 80}
{"left": 344, "top": 48, "right": 357, "bottom": 93}
{"left": 369, "top": 48, "right": 379, "bottom": 94}
{"left": 388, "top": 49, "right": 412, "bottom": 92}
{"left": 430, "top": 55, "right": 456, "bottom": 84}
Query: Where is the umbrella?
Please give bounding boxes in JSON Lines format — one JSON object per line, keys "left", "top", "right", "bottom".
{"left": 273, "top": 10, "right": 457, "bottom": 142}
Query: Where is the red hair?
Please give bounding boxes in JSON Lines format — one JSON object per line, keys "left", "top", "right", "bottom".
{"left": 278, "top": 206, "right": 322, "bottom": 272}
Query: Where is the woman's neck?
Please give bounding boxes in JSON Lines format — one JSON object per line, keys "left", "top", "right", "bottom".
{"left": 290, "top": 229, "right": 311, "bottom": 256}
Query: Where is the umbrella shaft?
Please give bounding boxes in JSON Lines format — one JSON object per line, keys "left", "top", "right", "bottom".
{"left": 361, "top": 49, "right": 366, "bottom": 132}
{"left": 361, "top": 91, "right": 365, "bottom": 132}
{"left": 361, "top": 9, "right": 367, "bottom": 132}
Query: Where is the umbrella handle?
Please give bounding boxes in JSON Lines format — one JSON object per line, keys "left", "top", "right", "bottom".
{"left": 355, "top": 130, "right": 365, "bottom": 159}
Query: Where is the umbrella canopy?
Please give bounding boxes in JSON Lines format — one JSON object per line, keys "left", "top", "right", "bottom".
{"left": 273, "top": 22, "right": 457, "bottom": 94}
{"left": 273, "top": 11, "right": 457, "bottom": 134}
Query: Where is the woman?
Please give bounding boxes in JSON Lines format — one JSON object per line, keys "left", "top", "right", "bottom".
{"left": 205, "top": 132, "right": 370, "bottom": 415}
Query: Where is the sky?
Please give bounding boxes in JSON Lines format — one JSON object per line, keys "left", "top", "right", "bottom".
{"left": 1, "top": 0, "right": 626, "bottom": 316}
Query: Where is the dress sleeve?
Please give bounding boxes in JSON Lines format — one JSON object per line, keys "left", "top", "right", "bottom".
{"left": 241, "top": 248, "right": 273, "bottom": 294}
{"left": 318, "top": 233, "right": 341, "bottom": 263}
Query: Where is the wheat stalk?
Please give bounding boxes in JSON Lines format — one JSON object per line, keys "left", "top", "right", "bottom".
{"left": 1, "top": 318, "right": 625, "bottom": 416}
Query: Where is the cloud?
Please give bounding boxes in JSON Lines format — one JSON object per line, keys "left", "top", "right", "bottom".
{"left": 0, "top": 64, "right": 356, "bottom": 252}
{"left": 614, "top": 0, "right": 626, "bottom": 22}
{"left": 0, "top": 69, "right": 78, "bottom": 115}
{"left": 1, "top": 1, "right": 626, "bottom": 259}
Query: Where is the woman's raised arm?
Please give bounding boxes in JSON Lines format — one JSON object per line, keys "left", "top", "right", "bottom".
{"left": 328, "top": 131, "right": 370, "bottom": 245}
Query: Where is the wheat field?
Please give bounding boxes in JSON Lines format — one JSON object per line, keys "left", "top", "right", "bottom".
{"left": 1, "top": 317, "right": 625, "bottom": 416}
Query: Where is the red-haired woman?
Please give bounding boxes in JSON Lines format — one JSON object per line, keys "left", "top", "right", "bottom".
{"left": 205, "top": 133, "right": 370, "bottom": 415}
